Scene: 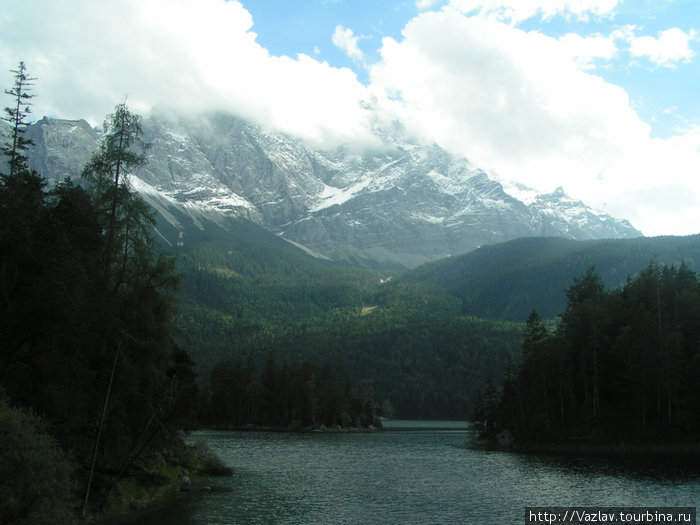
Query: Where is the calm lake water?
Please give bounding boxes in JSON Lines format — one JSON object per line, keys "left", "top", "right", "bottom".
{"left": 132, "top": 421, "right": 700, "bottom": 524}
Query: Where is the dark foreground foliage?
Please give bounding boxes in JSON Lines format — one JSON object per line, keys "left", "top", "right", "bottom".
{"left": 0, "top": 398, "right": 76, "bottom": 524}
{"left": 0, "top": 72, "right": 197, "bottom": 521}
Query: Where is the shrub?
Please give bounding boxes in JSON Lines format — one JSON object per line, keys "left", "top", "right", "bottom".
{"left": 0, "top": 397, "right": 76, "bottom": 524}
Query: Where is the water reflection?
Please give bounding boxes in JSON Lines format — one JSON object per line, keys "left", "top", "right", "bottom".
{"left": 512, "top": 449, "right": 700, "bottom": 482}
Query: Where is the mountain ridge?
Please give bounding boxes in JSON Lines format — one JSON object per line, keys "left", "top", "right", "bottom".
{"left": 25, "top": 112, "right": 640, "bottom": 268}
{"left": 400, "top": 234, "right": 700, "bottom": 320}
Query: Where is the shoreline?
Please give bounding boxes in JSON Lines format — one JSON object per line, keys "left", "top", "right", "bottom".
{"left": 197, "top": 422, "right": 384, "bottom": 433}
{"left": 103, "top": 474, "right": 233, "bottom": 525}
{"left": 99, "top": 439, "right": 234, "bottom": 524}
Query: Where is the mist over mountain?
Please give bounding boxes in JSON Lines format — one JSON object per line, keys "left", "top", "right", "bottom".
{"left": 26, "top": 112, "right": 640, "bottom": 268}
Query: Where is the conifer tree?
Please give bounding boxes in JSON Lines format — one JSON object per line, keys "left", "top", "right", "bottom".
{"left": 0, "top": 61, "right": 45, "bottom": 384}
{"left": 78, "top": 103, "right": 191, "bottom": 516}
{"left": 560, "top": 266, "right": 606, "bottom": 422}
{"left": 81, "top": 102, "right": 150, "bottom": 287}
{"left": 2, "top": 61, "right": 36, "bottom": 178}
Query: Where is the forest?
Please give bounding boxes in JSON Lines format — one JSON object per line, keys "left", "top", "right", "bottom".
{"left": 176, "top": 240, "right": 523, "bottom": 421}
{"left": 403, "top": 235, "right": 700, "bottom": 321}
{"left": 474, "top": 263, "right": 700, "bottom": 446}
{"left": 0, "top": 65, "right": 203, "bottom": 523}
{"left": 5, "top": 61, "right": 700, "bottom": 522}
{"left": 199, "top": 355, "right": 381, "bottom": 430}
{"left": 0, "top": 62, "right": 446, "bottom": 523}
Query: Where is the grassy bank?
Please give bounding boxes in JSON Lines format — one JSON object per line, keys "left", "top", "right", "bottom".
{"left": 100, "top": 439, "right": 232, "bottom": 524}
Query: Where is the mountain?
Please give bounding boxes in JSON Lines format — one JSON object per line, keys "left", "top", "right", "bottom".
{"left": 26, "top": 112, "right": 640, "bottom": 268}
{"left": 399, "top": 234, "right": 700, "bottom": 321}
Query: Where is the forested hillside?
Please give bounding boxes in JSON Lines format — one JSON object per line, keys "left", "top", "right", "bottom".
{"left": 170, "top": 214, "right": 700, "bottom": 422}
{"left": 400, "top": 235, "right": 700, "bottom": 321}
{"left": 174, "top": 232, "right": 522, "bottom": 421}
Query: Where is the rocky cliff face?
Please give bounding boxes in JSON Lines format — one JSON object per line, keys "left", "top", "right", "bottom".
{"left": 25, "top": 112, "right": 641, "bottom": 268}
{"left": 27, "top": 118, "right": 99, "bottom": 185}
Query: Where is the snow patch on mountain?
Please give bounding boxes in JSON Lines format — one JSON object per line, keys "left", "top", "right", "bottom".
{"left": 311, "top": 178, "right": 372, "bottom": 211}
{"left": 25, "top": 113, "right": 642, "bottom": 268}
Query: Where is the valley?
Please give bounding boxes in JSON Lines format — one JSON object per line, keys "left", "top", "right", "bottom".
{"left": 4, "top": 100, "right": 700, "bottom": 522}
{"left": 4, "top": 0, "right": 700, "bottom": 519}
{"left": 18, "top": 110, "right": 700, "bottom": 421}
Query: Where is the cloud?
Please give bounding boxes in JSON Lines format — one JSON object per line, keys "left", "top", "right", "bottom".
{"left": 371, "top": 10, "right": 642, "bottom": 170}
{"left": 368, "top": 8, "right": 700, "bottom": 235}
{"left": 558, "top": 32, "right": 617, "bottom": 69}
{"left": 627, "top": 28, "right": 697, "bottom": 67}
{"left": 416, "top": 0, "right": 444, "bottom": 10}
{"left": 2, "top": 0, "right": 700, "bottom": 236}
{"left": 447, "top": 0, "right": 619, "bottom": 23}
{"left": 555, "top": 25, "right": 697, "bottom": 71}
{"left": 332, "top": 25, "right": 365, "bottom": 62}
{"left": 0, "top": 0, "right": 378, "bottom": 148}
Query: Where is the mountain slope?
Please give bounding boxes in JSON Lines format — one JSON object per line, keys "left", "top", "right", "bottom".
{"left": 26, "top": 112, "right": 640, "bottom": 268}
{"left": 166, "top": 219, "right": 520, "bottom": 420}
{"left": 399, "top": 235, "right": 700, "bottom": 321}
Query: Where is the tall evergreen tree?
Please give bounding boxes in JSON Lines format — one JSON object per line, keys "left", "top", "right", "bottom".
{"left": 522, "top": 309, "right": 548, "bottom": 359}
{"left": 81, "top": 102, "right": 149, "bottom": 288}
{"left": 560, "top": 266, "right": 606, "bottom": 423}
{"left": 77, "top": 102, "right": 189, "bottom": 515}
{"left": 0, "top": 61, "right": 46, "bottom": 385}
{"left": 2, "top": 61, "right": 35, "bottom": 178}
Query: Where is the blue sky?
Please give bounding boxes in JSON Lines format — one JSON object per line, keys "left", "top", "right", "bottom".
{"left": 1, "top": 0, "right": 700, "bottom": 236}
{"left": 242, "top": 0, "right": 422, "bottom": 78}
{"left": 244, "top": 0, "right": 700, "bottom": 140}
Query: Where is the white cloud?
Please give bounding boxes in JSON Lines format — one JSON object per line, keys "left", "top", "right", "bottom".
{"left": 560, "top": 25, "right": 698, "bottom": 70}
{"left": 416, "top": 0, "right": 444, "bottom": 10}
{"left": 0, "top": 0, "right": 378, "bottom": 148}
{"left": 558, "top": 32, "right": 617, "bottom": 69}
{"left": 332, "top": 25, "right": 365, "bottom": 62}
{"left": 369, "top": 8, "right": 700, "bottom": 235}
{"left": 627, "top": 28, "right": 696, "bottom": 67}
{"left": 371, "top": 10, "right": 642, "bottom": 170}
{"left": 447, "top": 0, "right": 619, "bottom": 23}
{"left": 2, "top": 0, "right": 700, "bottom": 236}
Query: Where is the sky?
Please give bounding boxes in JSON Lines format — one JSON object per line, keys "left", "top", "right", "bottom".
{"left": 1, "top": 0, "right": 700, "bottom": 236}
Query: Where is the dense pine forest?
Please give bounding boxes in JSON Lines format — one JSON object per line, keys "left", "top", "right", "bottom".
{"left": 175, "top": 237, "right": 523, "bottom": 421}
{"left": 403, "top": 235, "right": 700, "bottom": 321}
{"left": 0, "top": 65, "right": 204, "bottom": 522}
{"left": 176, "top": 228, "right": 700, "bottom": 422}
{"left": 475, "top": 263, "right": 700, "bottom": 447}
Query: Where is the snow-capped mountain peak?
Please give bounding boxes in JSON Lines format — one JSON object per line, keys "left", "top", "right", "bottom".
{"left": 26, "top": 112, "right": 640, "bottom": 268}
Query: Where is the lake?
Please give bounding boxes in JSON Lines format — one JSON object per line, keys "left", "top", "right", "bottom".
{"left": 131, "top": 421, "right": 700, "bottom": 524}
